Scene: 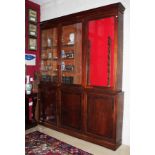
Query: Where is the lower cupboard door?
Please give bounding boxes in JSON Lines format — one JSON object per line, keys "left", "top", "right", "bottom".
{"left": 87, "top": 93, "right": 115, "bottom": 139}
{"left": 39, "top": 86, "right": 57, "bottom": 124}
{"left": 61, "top": 90, "right": 82, "bottom": 131}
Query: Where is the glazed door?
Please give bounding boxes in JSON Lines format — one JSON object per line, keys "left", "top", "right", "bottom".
{"left": 39, "top": 82, "right": 57, "bottom": 125}
{"left": 60, "top": 22, "right": 82, "bottom": 85}
{"left": 87, "top": 17, "right": 115, "bottom": 88}
{"left": 40, "top": 27, "right": 58, "bottom": 83}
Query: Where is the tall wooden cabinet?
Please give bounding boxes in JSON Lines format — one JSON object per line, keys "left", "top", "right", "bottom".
{"left": 38, "top": 3, "right": 125, "bottom": 150}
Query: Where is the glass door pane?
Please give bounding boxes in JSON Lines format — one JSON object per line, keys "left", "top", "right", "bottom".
{"left": 88, "top": 17, "right": 115, "bottom": 87}
{"left": 61, "top": 23, "right": 82, "bottom": 85}
{"left": 41, "top": 28, "right": 58, "bottom": 82}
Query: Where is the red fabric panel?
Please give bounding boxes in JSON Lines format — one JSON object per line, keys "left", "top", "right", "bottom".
{"left": 25, "top": 0, "right": 40, "bottom": 78}
{"left": 88, "top": 17, "right": 114, "bottom": 87}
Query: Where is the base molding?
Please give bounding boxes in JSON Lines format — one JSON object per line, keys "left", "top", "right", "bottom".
{"left": 38, "top": 122, "right": 121, "bottom": 150}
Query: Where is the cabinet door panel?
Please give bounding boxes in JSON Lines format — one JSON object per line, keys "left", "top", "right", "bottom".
{"left": 88, "top": 17, "right": 115, "bottom": 87}
{"left": 61, "top": 23, "right": 82, "bottom": 85}
{"left": 61, "top": 90, "right": 82, "bottom": 130}
{"left": 41, "top": 27, "right": 58, "bottom": 83}
{"left": 39, "top": 83, "right": 57, "bottom": 124}
{"left": 87, "top": 94, "right": 114, "bottom": 139}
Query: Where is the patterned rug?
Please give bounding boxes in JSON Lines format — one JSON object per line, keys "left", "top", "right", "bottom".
{"left": 25, "top": 131, "right": 92, "bottom": 155}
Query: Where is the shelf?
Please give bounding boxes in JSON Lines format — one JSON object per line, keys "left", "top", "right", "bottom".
{"left": 53, "top": 57, "right": 58, "bottom": 60}
{"left": 62, "top": 70, "right": 74, "bottom": 73}
{"left": 42, "top": 46, "right": 58, "bottom": 50}
{"left": 41, "top": 58, "right": 51, "bottom": 61}
{"left": 62, "top": 58, "right": 74, "bottom": 60}
{"left": 41, "top": 57, "right": 58, "bottom": 61}
{"left": 61, "top": 44, "right": 75, "bottom": 47}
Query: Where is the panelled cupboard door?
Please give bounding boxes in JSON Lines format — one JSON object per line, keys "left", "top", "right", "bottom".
{"left": 61, "top": 89, "right": 82, "bottom": 131}
{"left": 87, "top": 93, "right": 115, "bottom": 139}
{"left": 39, "top": 82, "right": 57, "bottom": 125}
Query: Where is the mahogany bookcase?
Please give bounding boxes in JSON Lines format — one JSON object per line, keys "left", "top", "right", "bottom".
{"left": 38, "top": 3, "right": 125, "bottom": 150}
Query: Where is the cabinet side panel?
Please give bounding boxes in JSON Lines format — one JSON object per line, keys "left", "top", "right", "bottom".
{"left": 116, "top": 92, "right": 124, "bottom": 144}
{"left": 116, "top": 12, "right": 124, "bottom": 90}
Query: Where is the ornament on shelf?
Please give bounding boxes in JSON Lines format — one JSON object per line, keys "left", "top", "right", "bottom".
{"left": 25, "top": 75, "right": 32, "bottom": 95}
{"left": 68, "top": 33, "right": 75, "bottom": 45}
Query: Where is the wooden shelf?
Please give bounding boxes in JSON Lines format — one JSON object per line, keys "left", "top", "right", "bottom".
{"left": 62, "top": 70, "right": 74, "bottom": 73}
{"left": 42, "top": 46, "right": 58, "bottom": 50}
{"left": 62, "top": 58, "right": 74, "bottom": 60}
{"left": 41, "top": 58, "right": 58, "bottom": 61}
{"left": 61, "top": 44, "right": 75, "bottom": 47}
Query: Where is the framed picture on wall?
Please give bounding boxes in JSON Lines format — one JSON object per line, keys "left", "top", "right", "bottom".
{"left": 29, "top": 24, "right": 37, "bottom": 37}
{"left": 29, "top": 9, "right": 37, "bottom": 23}
{"left": 29, "top": 38, "right": 37, "bottom": 50}
{"left": 25, "top": 54, "right": 36, "bottom": 66}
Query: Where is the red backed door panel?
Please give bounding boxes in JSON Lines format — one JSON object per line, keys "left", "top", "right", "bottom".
{"left": 88, "top": 17, "right": 115, "bottom": 87}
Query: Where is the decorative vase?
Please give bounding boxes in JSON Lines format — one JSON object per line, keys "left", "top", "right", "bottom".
{"left": 25, "top": 75, "right": 32, "bottom": 95}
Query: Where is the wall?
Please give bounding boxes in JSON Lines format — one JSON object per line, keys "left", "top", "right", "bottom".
{"left": 40, "top": 0, "right": 130, "bottom": 146}
{"left": 25, "top": 0, "right": 40, "bottom": 78}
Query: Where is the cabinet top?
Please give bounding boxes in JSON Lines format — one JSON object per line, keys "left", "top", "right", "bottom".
{"left": 40, "top": 2, "right": 125, "bottom": 28}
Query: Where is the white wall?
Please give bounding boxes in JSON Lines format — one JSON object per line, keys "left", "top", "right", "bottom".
{"left": 41, "top": 0, "right": 130, "bottom": 146}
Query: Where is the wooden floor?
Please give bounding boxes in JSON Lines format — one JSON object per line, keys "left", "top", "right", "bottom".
{"left": 26, "top": 125, "right": 130, "bottom": 155}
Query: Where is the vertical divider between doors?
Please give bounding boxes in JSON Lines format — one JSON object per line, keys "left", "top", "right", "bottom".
{"left": 82, "top": 19, "right": 88, "bottom": 133}
{"left": 57, "top": 23, "right": 62, "bottom": 128}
